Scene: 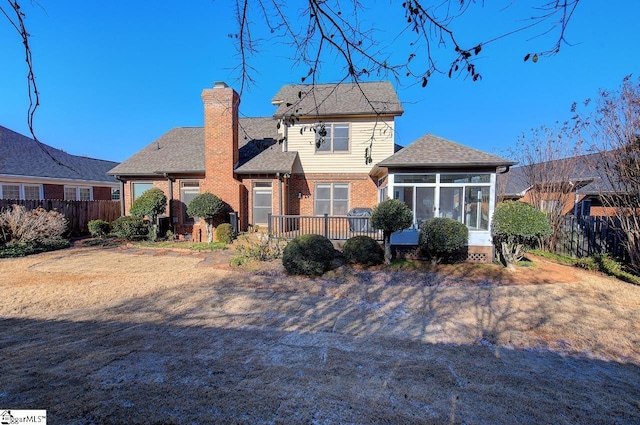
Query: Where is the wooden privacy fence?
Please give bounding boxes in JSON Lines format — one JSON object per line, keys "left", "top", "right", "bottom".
{"left": 268, "top": 214, "right": 383, "bottom": 241}
{"left": 0, "top": 199, "right": 122, "bottom": 235}
{"left": 553, "top": 215, "right": 630, "bottom": 262}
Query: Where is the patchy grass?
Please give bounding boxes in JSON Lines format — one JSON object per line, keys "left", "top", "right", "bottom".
{"left": 530, "top": 249, "right": 576, "bottom": 265}
{"left": 1, "top": 246, "right": 639, "bottom": 423}
{"left": 134, "top": 240, "right": 228, "bottom": 251}
{"left": 532, "top": 249, "right": 640, "bottom": 286}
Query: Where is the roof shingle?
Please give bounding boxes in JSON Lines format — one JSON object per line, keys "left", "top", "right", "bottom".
{"left": 108, "top": 117, "right": 296, "bottom": 176}
{"left": 0, "top": 125, "right": 119, "bottom": 183}
{"left": 271, "top": 81, "right": 403, "bottom": 118}
{"left": 379, "top": 134, "right": 515, "bottom": 168}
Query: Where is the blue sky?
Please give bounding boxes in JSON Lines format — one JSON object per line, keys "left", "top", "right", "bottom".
{"left": 1, "top": 1, "right": 638, "bottom": 163}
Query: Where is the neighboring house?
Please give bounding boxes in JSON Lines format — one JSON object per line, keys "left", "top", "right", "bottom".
{"left": 109, "top": 81, "right": 514, "bottom": 262}
{"left": 497, "top": 152, "right": 617, "bottom": 216}
{"left": 0, "top": 125, "right": 120, "bottom": 201}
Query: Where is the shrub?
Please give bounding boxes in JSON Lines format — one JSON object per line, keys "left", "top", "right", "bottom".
{"left": 130, "top": 187, "right": 167, "bottom": 240}
{"left": 492, "top": 201, "right": 552, "bottom": 270}
{"left": 187, "top": 192, "right": 226, "bottom": 243}
{"left": 342, "top": 235, "right": 384, "bottom": 266}
{"left": 0, "top": 239, "right": 70, "bottom": 258}
{"left": 88, "top": 219, "right": 110, "bottom": 238}
{"left": 111, "top": 216, "right": 148, "bottom": 240}
{"left": 419, "top": 217, "right": 468, "bottom": 264}
{"left": 371, "top": 199, "right": 414, "bottom": 264}
{"left": 215, "top": 223, "right": 234, "bottom": 244}
{"left": 234, "top": 234, "right": 286, "bottom": 263}
{"left": 282, "top": 234, "right": 335, "bottom": 276}
{"left": 0, "top": 205, "right": 68, "bottom": 246}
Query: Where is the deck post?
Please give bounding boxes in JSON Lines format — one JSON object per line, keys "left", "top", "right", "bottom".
{"left": 324, "top": 213, "right": 329, "bottom": 238}
{"left": 267, "top": 213, "right": 272, "bottom": 236}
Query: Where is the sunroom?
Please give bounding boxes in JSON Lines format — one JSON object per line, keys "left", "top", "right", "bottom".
{"left": 374, "top": 134, "right": 516, "bottom": 261}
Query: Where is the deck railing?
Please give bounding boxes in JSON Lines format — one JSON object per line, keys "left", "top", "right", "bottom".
{"left": 268, "top": 213, "right": 382, "bottom": 241}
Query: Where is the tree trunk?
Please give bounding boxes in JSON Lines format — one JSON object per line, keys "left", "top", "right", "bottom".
{"left": 205, "top": 221, "right": 213, "bottom": 243}
{"left": 384, "top": 233, "right": 392, "bottom": 265}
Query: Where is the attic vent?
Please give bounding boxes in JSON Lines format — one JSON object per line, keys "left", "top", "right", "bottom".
{"left": 214, "top": 81, "right": 228, "bottom": 89}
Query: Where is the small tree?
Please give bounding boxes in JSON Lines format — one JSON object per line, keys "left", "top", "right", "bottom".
{"left": 186, "top": 192, "right": 225, "bottom": 243}
{"left": 492, "top": 201, "right": 552, "bottom": 271}
{"left": 419, "top": 217, "right": 468, "bottom": 265}
{"left": 371, "top": 199, "right": 413, "bottom": 265}
{"left": 130, "top": 187, "right": 167, "bottom": 240}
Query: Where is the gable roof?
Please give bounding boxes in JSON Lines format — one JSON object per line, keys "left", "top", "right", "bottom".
{"left": 108, "top": 117, "right": 297, "bottom": 176}
{"left": 271, "top": 81, "right": 404, "bottom": 118}
{"left": 498, "top": 151, "right": 618, "bottom": 198}
{"left": 378, "top": 134, "right": 515, "bottom": 168}
{"left": 0, "top": 125, "right": 119, "bottom": 183}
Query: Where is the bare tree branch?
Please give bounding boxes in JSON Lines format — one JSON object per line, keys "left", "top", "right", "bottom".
{"left": 1, "top": 0, "right": 69, "bottom": 168}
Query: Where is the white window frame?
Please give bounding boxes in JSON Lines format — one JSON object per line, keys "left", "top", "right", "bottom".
{"left": 0, "top": 183, "right": 43, "bottom": 200}
{"left": 391, "top": 173, "right": 492, "bottom": 231}
{"left": 314, "top": 183, "right": 350, "bottom": 216}
{"left": 64, "top": 186, "right": 93, "bottom": 201}
{"left": 315, "top": 123, "right": 350, "bottom": 153}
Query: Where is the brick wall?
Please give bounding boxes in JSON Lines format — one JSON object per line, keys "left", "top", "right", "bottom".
{"left": 288, "top": 173, "right": 378, "bottom": 216}
{"left": 43, "top": 184, "right": 64, "bottom": 200}
{"left": 92, "top": 186, "right": 113, "bottom": 201}
{"left": 201, "top": 83, "right": 242, "bottom": 218}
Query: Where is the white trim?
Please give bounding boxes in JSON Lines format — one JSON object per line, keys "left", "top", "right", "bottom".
{"left": 0, "top": 182, "right": 43, "bottom": 200}
{"left": 0, "top": 173, "right": 118, "bottom": 188}
{"left": 64, "top": 185, "right": 94, "bottom": 201}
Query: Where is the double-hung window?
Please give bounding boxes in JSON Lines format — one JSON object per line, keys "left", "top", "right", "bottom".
{"left": 315, "top": 123, "right": 349, "bottom": 152}
{"left": 1, "top": 184, "right": 20, "bottom": 200}
{"left": 315, "top": 183, "right": 349, "bottom": 215}
{"left": 23, "top": 185, "right": 41, "bottom": 200}
{"left": 64, "top": 186, "right": 92, "bottom": 201}
{"left": 180, "top": 181, "right": 200, "bottom": 223}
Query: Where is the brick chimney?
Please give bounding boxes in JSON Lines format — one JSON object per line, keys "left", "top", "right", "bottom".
{"left": 201, "top": 81, "right": 242, "bottom": 214}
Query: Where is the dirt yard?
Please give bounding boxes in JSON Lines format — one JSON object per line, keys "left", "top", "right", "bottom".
{"left": 1, "top": 243, "right": 639, "bottom": 424}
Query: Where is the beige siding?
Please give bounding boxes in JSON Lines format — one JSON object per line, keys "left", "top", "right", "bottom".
{"left": 286, "top": 117, "right": 395, "bottom": 174}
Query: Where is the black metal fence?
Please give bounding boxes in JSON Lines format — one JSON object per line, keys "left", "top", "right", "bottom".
{"left": 553, "top": 215, "right": 630, "bottom": 261}
{"left": 268, "top": 214, "right": 383, "bottom": 241}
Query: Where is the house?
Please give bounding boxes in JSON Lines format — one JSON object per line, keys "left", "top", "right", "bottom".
{"left": 0, "top": 125, "right": 120, "bottom": 201}
{"left": 109, "top": 81, "right": 515, "bottom": 262}
{"left": 497, "top": 152, "right": 618, "bottom": 216}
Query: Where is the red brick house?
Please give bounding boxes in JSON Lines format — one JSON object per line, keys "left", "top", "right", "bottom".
{"left": 0, "top": 125, "right": 120, "bottom": 201}
{"left": 109, "top": 81, "right": 514, "bottom": 261}
{"left": 497, "top": 152, "right": 621, "bottom": 216}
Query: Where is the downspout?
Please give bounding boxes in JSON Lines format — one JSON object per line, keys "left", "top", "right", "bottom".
{"left": 115, "top": 176, "right": 125, "bottom": 217}
{"left": 277, "top": 172, "right": 283, "bottom": 216}
{"left": 164, "top": 173, "right": 174, "bottom": 231}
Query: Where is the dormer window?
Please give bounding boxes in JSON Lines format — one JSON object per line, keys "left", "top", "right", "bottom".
{"left": 315, "top": 123, "right": 349, "bottom": 153}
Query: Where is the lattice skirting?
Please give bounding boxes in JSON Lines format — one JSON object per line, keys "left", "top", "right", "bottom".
{"left": 393, "top": 245, "right": 494, "bottom": 264}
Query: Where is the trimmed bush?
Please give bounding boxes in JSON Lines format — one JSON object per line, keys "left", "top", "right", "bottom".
{"left": 492, "top": 201, "right": 552, "bottom": 270}
{"left": 343, "top": 235, "right": 384, "bottom": 266}
{"left": 419, "top": 217, "right": 468, "bottom": 264}
{"left": 282, "top": 234, "right": 335, "bottom": 276}
{"left": 88, "top": 219, "right": 110, "bottom": 238}
{"left": 111, "top": 216, "right": 148, "bottom": 240}
{"left": 215, "top": 223, "right": 234, "bottom": 244}
{"left": 130, "top": 187, "right": 167, "bottom": 240}
{"left": 371, "top": 199, "right": 414, "bottom": 264}
{"left": 187, "top": 192, "right": 226, "bottom": 243}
